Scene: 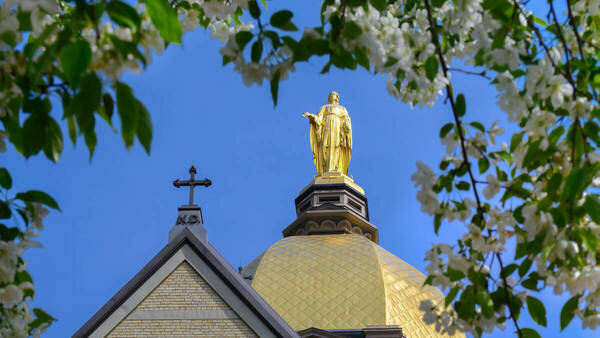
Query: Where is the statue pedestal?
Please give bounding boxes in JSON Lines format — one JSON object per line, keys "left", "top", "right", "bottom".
{"left": 169, "top": 205, "right": 207, "bottom": 243}
{"left": 283, "top": 173, "right": 378, "bottom": 243}
{"left": 299, "top": 171, "right": 365, "bottom": 196}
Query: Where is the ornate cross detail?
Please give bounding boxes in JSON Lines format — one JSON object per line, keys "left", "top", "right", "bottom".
{"left": 173, "top": 165, "right": 212, "bottom": 205}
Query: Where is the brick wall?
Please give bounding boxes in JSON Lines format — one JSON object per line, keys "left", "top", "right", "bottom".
{"left": 107, "top": 262, "right": 257, "bottom": 337}
{"left": 135, "top": 262, "right": 230, "bottom": 311}
{"left": 107, "top": 319, "right": 257, "bottom": 337}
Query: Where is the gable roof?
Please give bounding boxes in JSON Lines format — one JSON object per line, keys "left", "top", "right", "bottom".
{"left": 73, "top": 228, "right": 297, "bottom": 337}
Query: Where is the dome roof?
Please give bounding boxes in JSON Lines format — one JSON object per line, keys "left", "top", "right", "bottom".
{"left": 246, "top": 234, "right": 462, "bottom": 337}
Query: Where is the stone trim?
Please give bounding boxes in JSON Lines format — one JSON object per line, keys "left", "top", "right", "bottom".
{"left": 283, "top": 209, "right": 379, "bottom": 243}
{"left": 295, "top": 183, "right": 367, "bottom": 205}
{"left": 126, "top": 309, "right": 238, "bottom": 320}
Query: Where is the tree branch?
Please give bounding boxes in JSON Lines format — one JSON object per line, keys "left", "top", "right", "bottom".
{"left": 448, "top": 67, "right": 491, "bottom": 80}
{"left": 548, "top": 0, "right": 576, "bottom": 100}
{"left": 423, "top": 1, "right": 523, "bottom": 336}
{"left": 565, "top": 0, "right": 599, "bottom": 102}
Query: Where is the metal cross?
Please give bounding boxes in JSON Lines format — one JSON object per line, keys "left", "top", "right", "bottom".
{"left": 173, "top": 165, "right": 212, "bottom": 205}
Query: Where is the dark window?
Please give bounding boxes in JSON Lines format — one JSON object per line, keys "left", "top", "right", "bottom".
{"left": 348, "top": 199, "right": 362, "bottom": 212}
{"left": 318, "top": 195, "right": 340, "bottom": 203}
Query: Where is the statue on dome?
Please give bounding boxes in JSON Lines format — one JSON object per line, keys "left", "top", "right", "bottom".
{"left": 302, "top": 91, "right": 352, "bottom": 176}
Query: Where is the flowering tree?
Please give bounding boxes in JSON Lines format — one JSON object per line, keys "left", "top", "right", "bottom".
{"left": 1, "top": 0, "right": 599, "bottom": 336}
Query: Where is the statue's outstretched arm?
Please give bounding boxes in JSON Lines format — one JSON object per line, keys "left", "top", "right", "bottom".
{"left": 302, "top": 112, "right": 318, "bottom": 125}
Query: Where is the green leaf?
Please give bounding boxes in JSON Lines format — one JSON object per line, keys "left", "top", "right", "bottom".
{"left": 101, "top": 93, "right": 115, "bottom": 126}
{"left": 263, "top": 30, "right": 281, "bottom": 49}
{"left": 455, "top": 94, "right": 466, "bottom": 117}
{"left": 84, "top": 129, "right": 97, "bottom": 161}
{"left": 67, "top": 116, "right": 77, "bottom": 145}
{"left": 369, "top": 0, "right": 387, "bottom": 11}
{"left": 107, "top": 0, "right": 141, "bottom": 30}
{"left": 510, "top": 131, "right": 525, "bottom": 152}
{"left": 549, "top": 126, "right": 566, "bottom": 145}
{"left": 445, "top": 286, "right": 459, "bottom": 308}
{"left": 584, "top": 194, "right": 600, "bottom": 224}
{"left": 144, "top": 0, "right": 182, "bottom": 43}
{"left": 0, "top": 224, "right": 20, "bottom": 241}
{"left": 270, "top": 10, "right": 297, "bottom": 31}
{"left": 560, "top": 296, "right": 579, "bottom": 330}
{"left": 546, "top": 172, "right": 563, "bottom": 194}
{"left": 251, "top": 39, "right": 263, "bottom": 63}
{"left": 456, "top": 181, "right": 470, "bottom": 190}
{"left": 347, "top": 0, "right": 367, "bottom": 7}
{"left": 0, "top": 202, "right": 10, "bottom": 219}
{"left": 532, "top": 15, "right": 547, "bottom": 26}
{"left": 434, "top": 213, "right": 442, "bottom": 234}
{"left": 580, "top": 227, "right": 598, "bottom": 252}
{"left": 29, "top": 308, "right": 56, "bottom": 330}
{"left": 354, "top": 47, "right": 369, "bottom": 70}
{"left": 503, "top": 263, "right": 518, "bottom": 277}
{"left": 42, "top": 116, "right": 63, "bottom": 163}
{"left": 17, "top": 10, "right": 32, "bottom": 31}
{"left": 116, "top": 82, "right": 138, "bottom": 148}
{"left": 81, "top": 74, "right": 102, "bottom": 111}
{"left": 74, "top": 73, "right": 102, "bottom": 134}
{"left": 470, "top": 121, "right": 485, "bottom": 133}
{"left": 518, "top": 258, "right": 532, "bottom": 278}
{"left": 440, "top": 123, "right": 454, "bottom": 138}
{"left": 15, "top": 270, "right": 33, "bottom": 284}
{"left": 522, "top": 139, "right": 544, "bottom": 170}
{"left": 526, "top": 296, "right": 547, "bottom": 327}
{"left": 0, "top": 168, "right": 12, "bottom": 189}
{"left": 479, "top": 291, "right": 494, "bottom": 318}
{"left": 16, "top": 190, "right": 60, "bottom": 210}
{"left": 583, "top": 121, "right": 600, "bottom": 145}
{"left": 108, "top": 36, "right": 147, "bottom": 67}
{"left": 521, "top": 328, "right": 541, "bottom": 338}
{"left": 478, "top": 157, "right": 490, "bottom": 174}
{"left": 60, "top": 40, "right": 92, "bottom": 86}
{"left": 22, "top": 113, "right": 63, "bottom": 162}
{"left": 270, "top": 70, "right": 280, "bottom": 107}
{"left": 136, "top": 101, "right": 152, "bottom": 154}
{"left": 384, "top": 57, "right": 398, "bottom": 68}
{"left": 343, "top": 21, "right": 362, "bottom": 39}
{"left": 540, "top": 241, "right": 556, "bottom": 260}
{"left": 425, "top": 56, "right": 439, "bottom": 82}
{"left": 248, "top": 0, "right": 261, "bottom": 19}
{"left": 235, "top": 31, "right": 253, "bottom": 50}
{"left": 560, "top": 167, "right": 591, "bottom": 203}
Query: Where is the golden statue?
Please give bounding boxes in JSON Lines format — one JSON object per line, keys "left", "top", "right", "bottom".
{"left": 302, "top": 91, "right": 352, "bottom": 176}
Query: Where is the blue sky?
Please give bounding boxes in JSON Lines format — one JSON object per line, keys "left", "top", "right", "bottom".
{"left": 6, "top": 2, "right": 590, "bottom": 337}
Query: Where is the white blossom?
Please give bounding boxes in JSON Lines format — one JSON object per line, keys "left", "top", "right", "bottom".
{"left": 488, "top": 121, "right": 504, "bottom": 146}
{"left": 0, "top": 284, "right": 24, "bottom": 308}
{"left": 483, "top": 174, "right": 500, "bottom": 200}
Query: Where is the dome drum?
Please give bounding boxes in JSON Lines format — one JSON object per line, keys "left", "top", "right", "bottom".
{"left": 295, "top": 184, "right": 369, "bottom": 221}
{"left": 283, "top": 210, "right": 378, "bottom": 243}
{"left": 285, "top": 179, "right": 378, "bottom": 243}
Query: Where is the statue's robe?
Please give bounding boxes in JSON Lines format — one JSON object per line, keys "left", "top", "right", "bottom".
{"left": 309, "top": 103, "right": 352, "bottom": 175}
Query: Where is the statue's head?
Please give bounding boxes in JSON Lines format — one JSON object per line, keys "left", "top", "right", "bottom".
{"left": 328, "top": 91, "right": 339, "bottom": 104}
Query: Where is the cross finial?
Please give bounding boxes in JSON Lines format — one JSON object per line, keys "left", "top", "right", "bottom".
{"left": 173, "top": 165, "right": 211, "bottom": 205}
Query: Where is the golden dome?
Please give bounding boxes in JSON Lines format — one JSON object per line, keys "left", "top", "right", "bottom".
{"left": 246, "top": 234, "right": 463, "bottom": 337}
